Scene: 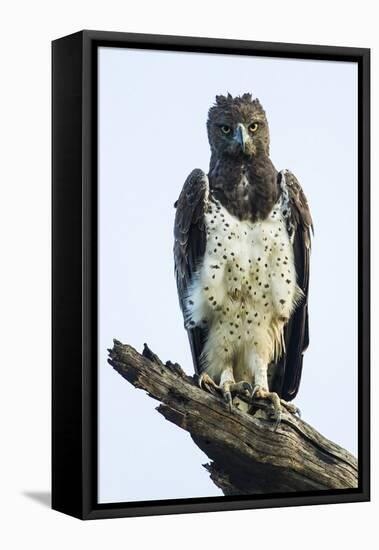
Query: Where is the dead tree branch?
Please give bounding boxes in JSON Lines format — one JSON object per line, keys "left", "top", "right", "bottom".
{"left": 108, "top": 339, "right": 358, "bottom": 495}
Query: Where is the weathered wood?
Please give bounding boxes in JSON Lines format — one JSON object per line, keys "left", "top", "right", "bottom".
{"left": 108, "top": 339, "right": 358, "bottom": 495}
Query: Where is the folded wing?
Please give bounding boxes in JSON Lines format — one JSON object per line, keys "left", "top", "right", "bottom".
{"left": 272, "top": 170, "right": 313, "bottom": 401}
{"left": 174, "top": 169, "right": 209, "bottom": 374}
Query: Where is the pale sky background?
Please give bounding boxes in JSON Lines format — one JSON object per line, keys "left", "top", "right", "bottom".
{"left": 98, "top": 47, "right": 358, "bottom": 504}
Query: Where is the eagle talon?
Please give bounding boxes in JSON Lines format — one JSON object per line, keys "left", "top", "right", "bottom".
{"left": 251, "top": 385, "right": 285, "bottom": 428}
{"left": 229, "top": 381, "right": 253, "bottom": 397}
{"left": 199, "top": 373, "right": 252, "bottom": 411}
{"left": 279, "top": 399, "right": 301, "bottom": 418}
{"left": 220, "top": 380, "right": 252, "bottom": 411}
{"left": 198, "top": 372, "right": 219, "bottom": 391}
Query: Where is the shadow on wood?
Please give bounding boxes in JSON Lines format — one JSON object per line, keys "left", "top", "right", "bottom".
{"left": 108, "top": 339, "right": 358, "bottom": 495}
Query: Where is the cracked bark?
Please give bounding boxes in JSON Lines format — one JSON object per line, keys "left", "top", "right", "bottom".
{"left": 108, "top": 339, "right": 358, "bottom": 495}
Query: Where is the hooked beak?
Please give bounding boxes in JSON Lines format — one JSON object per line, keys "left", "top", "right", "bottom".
{"left": 234, "top": 123, "right": 249, "bottom": 153}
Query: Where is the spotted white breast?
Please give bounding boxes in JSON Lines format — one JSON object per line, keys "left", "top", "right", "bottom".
{"left": 185, "top": 194, "right": 301, "bottom": 384}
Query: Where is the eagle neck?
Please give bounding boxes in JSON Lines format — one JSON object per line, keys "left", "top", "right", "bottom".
{"left": 208, "top": 154, "right": 279, "bottom": 223}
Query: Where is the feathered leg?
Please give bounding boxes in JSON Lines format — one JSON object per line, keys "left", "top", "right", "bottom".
{"left": 198, "top": 324, "right": 252, "bottom": 410}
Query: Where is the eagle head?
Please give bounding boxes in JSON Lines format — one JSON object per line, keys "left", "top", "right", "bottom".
{"left": 207, "top": 93, "right": 270, "bottom": 159}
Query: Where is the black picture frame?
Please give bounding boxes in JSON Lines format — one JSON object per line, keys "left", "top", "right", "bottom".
{"left": 52, "top": 30, "right": 370, "bottom": 520}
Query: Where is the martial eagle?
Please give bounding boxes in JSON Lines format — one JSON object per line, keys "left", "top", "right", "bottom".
{"left": 174, "top": 93, "right": 312, "bottom": 424}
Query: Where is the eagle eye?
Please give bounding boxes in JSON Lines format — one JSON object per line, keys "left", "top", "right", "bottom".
{"left": 249, "top": 122, "right": 259, "bottom": 133}
{"left": 220, "top": 125, "right": 231, "bottom": 135}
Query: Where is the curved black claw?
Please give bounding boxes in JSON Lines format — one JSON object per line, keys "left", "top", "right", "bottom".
{"left": 251, "top": 384, "right": 260, "bottom": 399}
{"left": 242, "top": 381, "right": 253, "bottom": 396}
{"left": 221, "top": 381, "right": 253, "bottom": 412}
{"left": 280, "top": 399, "right": 301, "bottom": 418}
{"left": 272, "top": 411, "right": 282, "bottom": 432}
{"left": 224, "top": 390, "right": 233, "bottom": 412}
{"left": 198, "top": 372, "right": 219, "bottom": 391}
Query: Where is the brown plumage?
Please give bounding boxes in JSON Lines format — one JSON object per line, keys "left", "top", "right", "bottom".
{"left": 174, "top": 93, "right": 312, "bottom": 405}
{"left": 208, "top": 93, "right": 277, "bottom": 223}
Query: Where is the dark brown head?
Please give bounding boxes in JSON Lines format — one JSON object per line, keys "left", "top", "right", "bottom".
{"left": 207, "top": 93, "right": 270, "bottom": 160}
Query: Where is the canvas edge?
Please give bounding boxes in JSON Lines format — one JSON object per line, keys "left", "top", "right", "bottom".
{"left": 52, "top": 30, "right": 370, "bottom": 521}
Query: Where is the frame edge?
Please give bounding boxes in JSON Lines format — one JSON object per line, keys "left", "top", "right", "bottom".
{"left": 52, "top": 31, "right": 86, "bottom": 520}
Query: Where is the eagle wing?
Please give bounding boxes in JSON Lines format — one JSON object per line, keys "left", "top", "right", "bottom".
{"left": 272, "top": 170, "right": 313, "bottom": 401}
{"left": 174, "top": 169, "right": 208, "bottom": 374}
